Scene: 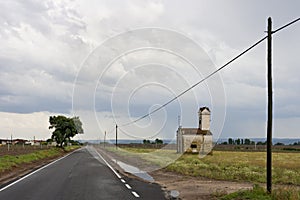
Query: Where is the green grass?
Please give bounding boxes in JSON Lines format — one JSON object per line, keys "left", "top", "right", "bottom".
{"left": 0, "top": 146, "right": 81, "bottom": 173}
{"left": 166, "top": 151, "right": 300, "bottom": 185}
{"left": 64, "top": 145, "right": 81, "bottom": 152}
{"left": 220, "top": 184, "right": 300, "bottom": 200}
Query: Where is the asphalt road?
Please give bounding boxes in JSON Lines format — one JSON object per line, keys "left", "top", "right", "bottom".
{"left": 0, "top": 146, "right": 166, "bottom": 200}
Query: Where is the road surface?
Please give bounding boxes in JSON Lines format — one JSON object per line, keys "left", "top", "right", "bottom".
{"left": 0, "top": 146, "right": 166, "bottom": 200}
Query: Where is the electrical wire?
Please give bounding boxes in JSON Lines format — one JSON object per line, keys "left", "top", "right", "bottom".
{"left": 118, "top": 17, "right": 300, "bottom": 128}
{"left": 119, "top": 36, "right": 267, "bottom": 127}
{"left": 272, "top": 17, "right": 300, "bottom": 34}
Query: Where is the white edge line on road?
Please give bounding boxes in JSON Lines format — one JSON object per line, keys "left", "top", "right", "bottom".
{"left": 132, "top": 191, "right": 140, "bottom": 198}
{"left": 0, "top": 147, "right": 83, "bottom": 192}
{"left": 92, "top": 147, "right": 141, "bottom": 198}
{"left": 93, "top": 148, "right": 122, "bottom": 179}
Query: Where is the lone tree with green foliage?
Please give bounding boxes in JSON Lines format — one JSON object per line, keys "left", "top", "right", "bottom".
{"left": 49, "top": 115, "right": 83, "bottom": 148}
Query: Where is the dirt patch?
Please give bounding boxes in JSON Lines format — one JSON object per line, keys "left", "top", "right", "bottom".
{"left": 150, "top": 169, "right": 252, "bottom": 200}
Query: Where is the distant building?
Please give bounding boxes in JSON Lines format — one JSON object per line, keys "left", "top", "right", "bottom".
{"left": 0, "top": 139, "right": 28, "bottom": 145}
{"left": 177, "top": 107, "right": 213, "bottom": 154}
{"left": 13, "top": 139, "right": 27, "bottom": 145}
{"left": 0, "top": 139, "right": 9, "bottom": 145}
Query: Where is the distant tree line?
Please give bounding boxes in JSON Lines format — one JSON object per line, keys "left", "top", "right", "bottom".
{"left": 221, "top": 138, "right": 256, "bottom": 145}
{"left": 143, "top": 138, "right": 163, "bottom": 144}
{"left": 222, "top": 138, "right": 300, "bottom": 146}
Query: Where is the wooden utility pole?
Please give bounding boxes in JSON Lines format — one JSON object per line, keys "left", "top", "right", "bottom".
{"left": 104, "top": 131, "right": 106, "bottom": 148}
{"left": 115, "top": 124, "right": 118, "bottom": 149}
{"left": 266, "top": 17, "right": 273, "bottom": 194}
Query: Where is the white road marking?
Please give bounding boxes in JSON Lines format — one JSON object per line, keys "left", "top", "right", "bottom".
{"left": 91, "top": 146, "right": 141, "bottom": 198}
{"left": 132, "top": 191, "right": 140, "bottom": 198}
{"left": 0, "top": 147, "right": 83, "bottom": 192}
{"left": 125, "top": 184, "right": 132, "bottom": 189}
{"left": 92, "top": 147, "right": 122, "bottom": 179}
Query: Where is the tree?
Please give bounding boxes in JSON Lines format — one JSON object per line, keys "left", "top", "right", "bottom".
{"left": 155, "top": 138, "right": 163, "bottom": 144}
{"left": 235, "top": 138, "right": 241, "bottom": 145}
{"left": 228, "top": 138, "right": 233, "bottom": 145}
{"left": 257, "top": 141, "right": 267, "bottom": 145}
{"left": 46, "top": 138, "right": 53, "bottom": 143}
{"left": 143, "top": 139, "right": 150, "bottom": 144}
{"left": 293, "top": 141, "right": 300, "bottom": 146}
{"left": 49, "top": 115, "right": 83, "bottom": 148}
{"left": 244, "top": 138, "right": 251, "bottom": 145}
{"left": 275, "top": 142, "right": 284, "bottom": 146}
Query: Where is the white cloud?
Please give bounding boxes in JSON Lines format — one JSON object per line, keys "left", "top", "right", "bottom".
{"left": 0, "top": 111, "right": 58, "bottom": 140}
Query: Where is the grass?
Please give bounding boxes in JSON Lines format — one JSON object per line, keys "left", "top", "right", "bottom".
{"left": 64, "top": 145, "right": 81, "bottom": 152}
{"left": 106, "top": 147, "right": 300, "bottom": 199}
{"left": 166, "top": 150, "right": 300, "bottom": 185}
{"left": 105, "top": 146, "right": 180, "bottom": 168}
{"left": 108, "top": 147, "right": 300, "bottom": 185}
{"left": 0, "top": 146, "right": 81, "bottom": 173}
{"left": 220, "top": 184, "right": 300, "bottom": 200}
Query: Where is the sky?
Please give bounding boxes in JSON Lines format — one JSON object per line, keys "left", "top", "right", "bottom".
{"left": 0, "top": 0, "right": 300, "bottom": 142}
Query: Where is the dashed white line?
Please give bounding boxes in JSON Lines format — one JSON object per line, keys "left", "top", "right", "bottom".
{"left": 125, "top": 184, "right": 132, "bottom": 189}
{"left": 132, "top": 191, "right": 140, "bottom": 198}
{"left": 91, "top": 147, "right": 141, "bottom": 198}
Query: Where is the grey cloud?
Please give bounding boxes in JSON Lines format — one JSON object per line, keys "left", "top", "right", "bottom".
{"left": 1, "top": 0, "right": 300, "bottom": 139}
{"left": 0, "top": 95, "right": 71, "bottom": 114}
{"left": 0, "top": 1, "right": 86, "bottom": 36}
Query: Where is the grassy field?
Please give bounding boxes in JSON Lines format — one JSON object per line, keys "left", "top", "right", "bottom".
{"left": 167, "top": 150, "right": 300, "bottom": 185}
{"left": 107, "top": 147, "right": 300, "bottom": 185}
{"left": 0, "top": 146, "right": 80, "bottom": 173}
{"left": 106, "top": 147, "right": 300, "bottom": 199}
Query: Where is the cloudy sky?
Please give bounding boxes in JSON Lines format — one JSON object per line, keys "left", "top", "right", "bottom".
{"left": 0, "top": 0, "right": 300, "bottom": 142}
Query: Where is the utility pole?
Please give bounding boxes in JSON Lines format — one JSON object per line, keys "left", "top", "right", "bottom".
{"left": 104, "top": 131, "right": 106, "bottom": 148}
{"left": 266, "top": 17, "right": 273, "bottom": 194}
{"left": 115, "top": 124, "right": 118, "bottom": 149}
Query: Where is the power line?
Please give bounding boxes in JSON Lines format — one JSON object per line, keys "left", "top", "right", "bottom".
{"left": 119, "top": 17, "right": 300, "bottom": 128}
{"left": 119, "top": 36, "right": 267, "bottom": 127}
{"left": 272, "top": 17, "right": 300, "bottom": 34}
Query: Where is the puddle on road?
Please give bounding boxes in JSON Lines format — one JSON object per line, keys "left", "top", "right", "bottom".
{"left": 112, "top": 159, "right": 154, "bottom": 182}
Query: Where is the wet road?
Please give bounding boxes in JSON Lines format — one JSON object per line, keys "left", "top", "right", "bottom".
{"left": 0, "top": 146, "right": 166, "bottom": 200}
